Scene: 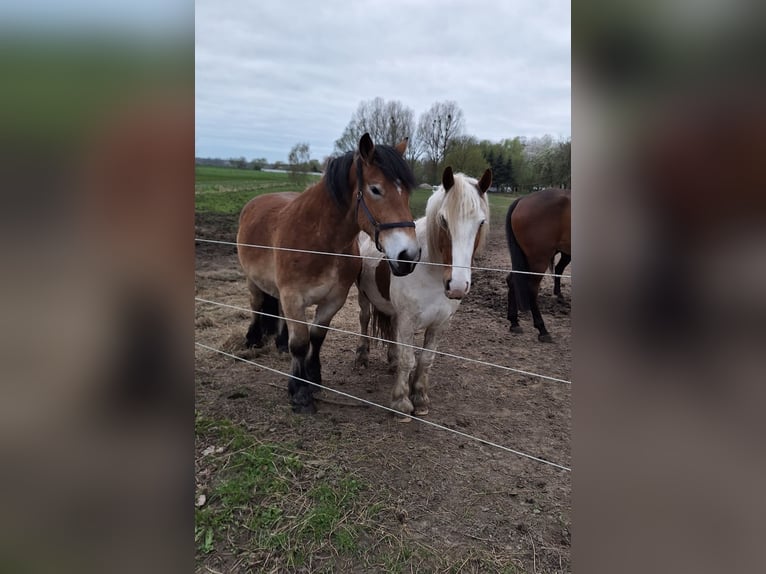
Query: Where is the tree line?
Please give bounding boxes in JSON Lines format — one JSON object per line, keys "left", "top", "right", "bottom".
{"left": 197, "top": 97, "right": 570, "bottom": 193}
{"left": 330, "top": 97, "right": 570, "bottom": 192}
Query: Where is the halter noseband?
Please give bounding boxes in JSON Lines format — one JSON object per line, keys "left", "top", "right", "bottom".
{"left": 354, "top": 157, "right": 416, "bottom": 252}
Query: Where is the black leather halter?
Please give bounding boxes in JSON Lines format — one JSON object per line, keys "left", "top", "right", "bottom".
{"left": 354, "top": 157, "right": 415, "bottom": 252}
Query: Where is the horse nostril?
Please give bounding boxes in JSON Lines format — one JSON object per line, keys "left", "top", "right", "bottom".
{"left": 397, "top": 249, "right": 412, "bottom": 263}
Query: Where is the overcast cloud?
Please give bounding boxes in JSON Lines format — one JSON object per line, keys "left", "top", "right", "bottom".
{"left": 196, "top": 0, "right": 570, "bottom": 163}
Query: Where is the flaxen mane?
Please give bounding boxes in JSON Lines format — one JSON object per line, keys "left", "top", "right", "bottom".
{"left": 425, "top": 173, "right": 490, "bottom": 263}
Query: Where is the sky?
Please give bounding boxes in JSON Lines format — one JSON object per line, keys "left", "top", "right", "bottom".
{"left": 195, "top": 0, "right": 570, "bottom": 163}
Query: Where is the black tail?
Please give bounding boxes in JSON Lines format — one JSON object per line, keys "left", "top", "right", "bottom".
{"left": 505, "top": 198, "right": 532, "bottom": 312}
{"left": 261, "top": 294, "right": 281, "bottom": 336}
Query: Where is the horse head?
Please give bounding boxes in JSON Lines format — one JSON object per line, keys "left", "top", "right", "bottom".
{"left": 428, "top": 166, "right": 492, "bottom": 299}
{"left": 353, "top": 134, "right": 420, "bottom": 276}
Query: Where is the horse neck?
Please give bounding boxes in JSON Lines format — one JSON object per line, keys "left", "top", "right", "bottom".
{"left": 301, "top": 181, "right": 360, "bottom": 249}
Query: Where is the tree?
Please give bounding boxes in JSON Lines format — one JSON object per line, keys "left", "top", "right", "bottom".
{"left": 334, "top": 97, "right": 417, "bottom": 154}
{"left": 442, "top": 136, "right": 488, "bottom": 177}
{"left": 288, "top": 142, "right": 311, "bottom": 186}
{"left": 480, "top": 140, "right": 515, "bottom": 191}
{"left": 416, "top": 101, "right": 465, "bottom": 182}
{"left": 230, "top": 156, "right": 248, "bottom": 169}
{"left": 250, "top": 157, "right": 269, "bottom": 170}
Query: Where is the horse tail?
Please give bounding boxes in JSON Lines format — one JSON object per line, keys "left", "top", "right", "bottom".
{"left": 370, "top": 309, "right": 396, "bottom": 347}
{"left": 505, "top": 198, "right": 532, "bottom": 312}
{"left": 260, "top": 293, "right": 281, "bottom": 337}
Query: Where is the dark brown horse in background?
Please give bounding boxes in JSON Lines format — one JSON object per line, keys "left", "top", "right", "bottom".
{"left": 237, "top": 133, "right": 420, "bottom": 413}
{"left": 506, "top": 188, "right": 571, "bottom": 342}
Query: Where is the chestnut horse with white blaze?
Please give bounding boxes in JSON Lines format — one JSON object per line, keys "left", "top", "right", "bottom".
{"left": 355, "top": 167, "right": 491, "bottom": 420}
{"left": 237, "top": 134, "right": 420, "bottom": 414}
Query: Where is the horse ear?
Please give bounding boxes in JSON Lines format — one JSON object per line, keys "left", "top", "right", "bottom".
{"left": 477, "top": 168, "right": 492, "bottom": 195}
{"left": 359, "top": 133, "right": 375, "bottom": 164}
{"left": 442, "top": 166, "right": 454, "bottom": 192}
{"left": 394, "top": 137, "right": 408, "bottom": 156}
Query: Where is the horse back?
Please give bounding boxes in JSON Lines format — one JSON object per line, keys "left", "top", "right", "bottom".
{"left": 511, "top": 188, "right": 571, "bottom": 267}
{"left": 237, "top": 193, "right": 300, "bottom": 294}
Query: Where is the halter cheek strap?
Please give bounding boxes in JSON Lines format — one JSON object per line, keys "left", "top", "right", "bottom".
{"left": 354, "top": 157, "right": 416, "bottom": 252}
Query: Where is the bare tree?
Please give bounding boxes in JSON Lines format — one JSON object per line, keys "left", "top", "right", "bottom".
{"left": 417, "top": 101, "right": 465, "bottom": 181}
{"left": 334, "top": 98, "right": 417, "bottom": 154}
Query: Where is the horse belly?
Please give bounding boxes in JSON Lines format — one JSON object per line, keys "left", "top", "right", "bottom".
{"left": 237, "top": 193, "right": 299, "bottom": 298}
{"left": 358, "top": 265, "right": 396, "bottom": 317}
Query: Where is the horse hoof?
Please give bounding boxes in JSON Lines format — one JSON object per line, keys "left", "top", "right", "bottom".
{"left": 292, "top": 402, "right": 317, "bottom": 414}
{"left": 245, "top": 338, "right": 264, "bottom": 349}
{"left": 354, "top": 356, "right": 369, "bottom": 369}
{"left": 538, "top": 333, "right": 553, "bottom": 343}
{"left": 413, "top": 408, "right": 429, "bottom": 416}
{"left": 510, "top": 325, "right": 523, "bottom": 334}
{"left": 395, "top": 415, "right": 412, "bottom": 423}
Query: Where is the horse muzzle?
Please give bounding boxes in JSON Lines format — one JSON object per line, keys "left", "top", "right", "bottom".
{"left": 388, "top": 247, "right": 421, "bottom": 276}
{"left": 444, "top": 279, "right": 470, "bottom": 299}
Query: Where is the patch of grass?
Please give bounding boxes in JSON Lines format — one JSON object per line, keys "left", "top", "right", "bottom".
{"left": 195, "top": 166, "right": 321, "bottom": 214}
{"left": 195, "top": 413, "right": 526, "bottom": 572}
{"left": 195, "top": 414, "right": 382, "bottom": 568}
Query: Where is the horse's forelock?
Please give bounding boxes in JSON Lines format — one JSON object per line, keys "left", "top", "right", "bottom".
{"left": 324, "top": 144, "right": 415, "bottom": 210}
{"left": 426, "top": 173, "right": 490, "bottom": 262}
{"left": 371, "top": 144, "right": 417, "bottom": 192}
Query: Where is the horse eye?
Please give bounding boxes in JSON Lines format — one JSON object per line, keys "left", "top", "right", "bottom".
{"left": 480, "top": 219, "right": 486, "bottom": 226}
{"left": 369, "top": 185, "right": 382, "bottom": 196}
{"left": 440, "top": 214, "right": 448, "bottom": 229}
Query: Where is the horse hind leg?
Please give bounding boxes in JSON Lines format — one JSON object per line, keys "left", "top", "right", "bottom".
{"left": 554, "top": 252, "right": 571, "bottom": 302}
{"left": 354, "top": 289, "right": 372, "bottom": 369}
{"left": 506, "top": 272, "right": 522, "bottom": 334}
{"left": 274, "top": 315, "right": 289, "bottom": 354}
{"left": 529, "top": 279, "right": 553, "bottom": 343}
{"left": 245, "top": 279, "right": 266, "bottom": 348}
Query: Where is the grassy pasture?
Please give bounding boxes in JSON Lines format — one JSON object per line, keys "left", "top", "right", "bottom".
{"left": 195, "top": 165, "right": 518, "bottom": 224}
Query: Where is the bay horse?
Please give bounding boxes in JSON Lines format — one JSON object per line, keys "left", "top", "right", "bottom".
{"left": 355, "top": 167, "right": 492, "bottom": 420}
{"left": 505, "top": 188, "right": 571, "bottom": 342}
{"left": 237, "top": 133, "right": 420, "bottom": 414}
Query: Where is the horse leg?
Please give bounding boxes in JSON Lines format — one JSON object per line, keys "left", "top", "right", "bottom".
{"left": 410, "top": 325, "right": 441, "bottom": 417}
{"left": 354, "top": 289, "right": 372, "bottom": 369}
{"left": 244, "top": 279, "right": 266, "bottom": 348}
{"left": 506, "top": 272, "right": 522, "bottom": 333}
{"left": 305, "top": 294, "right": 347, "bottom": 386}
{"left": 554, "top": 252, "right": 571, "bottom": 302}
{"left": 386, "top": 321, "right": 399, "bottom": 373}
{"left": 281, "top": 295, "right": 315, "bottom": 414}
{"left": 391, "top": 320, "right": 416, "bottom": 421}
{"left": 274, "top": 302, "right": 289, "bottom": 353}
{"left": 529, "top": 278, "right": 552, "bottom": 343}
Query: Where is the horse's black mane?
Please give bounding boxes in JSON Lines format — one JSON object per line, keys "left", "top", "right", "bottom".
{"left": 324, "top": 144, "right": 416, "bottom": 210}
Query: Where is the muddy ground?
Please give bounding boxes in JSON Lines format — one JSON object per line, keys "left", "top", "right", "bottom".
{"left": 195, "top": 213, "right": 571, "bottom": 573}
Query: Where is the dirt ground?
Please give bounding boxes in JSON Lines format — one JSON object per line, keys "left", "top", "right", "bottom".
{"left": 195, "top": 213, "right": 571, "bottom": 572}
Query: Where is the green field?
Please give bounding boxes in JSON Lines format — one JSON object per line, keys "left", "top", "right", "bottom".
{"left": 195, "top": 165, "right": 518, "bottom": 224}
